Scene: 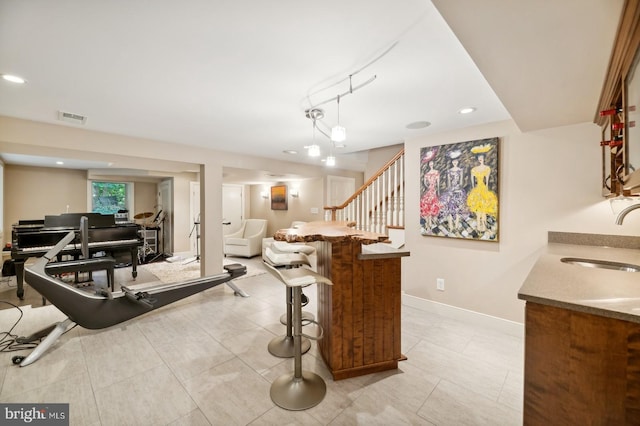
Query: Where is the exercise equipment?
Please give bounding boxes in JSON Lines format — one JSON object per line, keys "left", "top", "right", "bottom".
{"left": 13, "top": 229, "right": 246, "bottom": 367}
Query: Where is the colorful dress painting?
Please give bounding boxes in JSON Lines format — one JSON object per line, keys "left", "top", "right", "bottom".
{"left": 420, "top": 149, "right": 440, "bottom": 230}
{"left": 420, "top": 168, "right": 440, "bottom": 216}
{"left": 419, "top": 137, "right": 499, "bottom": 241}
{"left": 467, "top": 148, "right": 498, "bottom": 232}
{"left": 439, "top": 151, "right": 469, "bottom": 230}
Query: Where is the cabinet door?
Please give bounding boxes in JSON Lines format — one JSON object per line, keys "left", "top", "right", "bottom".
{"left": 523, "top": 303, "right": 640, "bottom": 425}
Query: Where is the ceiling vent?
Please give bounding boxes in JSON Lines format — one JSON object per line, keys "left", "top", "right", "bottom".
{"left": 57, "top": 110, "right": 87, "bottom": 125}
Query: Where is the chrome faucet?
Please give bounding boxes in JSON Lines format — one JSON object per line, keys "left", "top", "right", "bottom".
{"left": 615, "top": 203, "right": 640, "bottom": 224}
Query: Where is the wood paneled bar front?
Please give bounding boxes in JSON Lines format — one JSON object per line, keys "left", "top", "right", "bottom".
{"left": 274, "top": 221, "right": 410, "bottom": 380}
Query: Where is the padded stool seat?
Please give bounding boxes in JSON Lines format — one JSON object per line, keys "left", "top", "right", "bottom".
{"left": 264, "top": 247, "right": 310, "bottom": 268}
{"left": 271, "top": 241, "right": 316, "bottom": 256}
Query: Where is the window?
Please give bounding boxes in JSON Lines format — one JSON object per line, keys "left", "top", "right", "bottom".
{"left": 91, "top": 181, "right": 132, "bottom": 214}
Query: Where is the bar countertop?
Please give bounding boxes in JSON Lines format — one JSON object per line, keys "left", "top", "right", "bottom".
{"left": 518, "top": 232, "right": 640, "bottom": 324}
{"left": 273, "top": 221, "right": 389, "bottom": 244}
{"left": 273, "top": 221, "right": 410, "bottom": 259}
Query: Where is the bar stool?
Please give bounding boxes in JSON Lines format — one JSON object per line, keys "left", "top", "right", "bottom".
{"left": 263, "top": 262, "right": 331, "bottom": 410}
{"left": 265, "top": 243, "right": 316, "bottom": 326}
{"left": 263, "top": 246, "right": 314, "bottom": 358}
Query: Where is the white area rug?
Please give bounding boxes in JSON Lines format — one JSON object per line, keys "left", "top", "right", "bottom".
{"left": 139, "top": 259, "right": 265, "bottom": 283}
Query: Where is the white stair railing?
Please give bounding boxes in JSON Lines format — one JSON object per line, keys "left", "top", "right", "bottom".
{"left": 324, "top": 149, "right": 404, "bottom": 235}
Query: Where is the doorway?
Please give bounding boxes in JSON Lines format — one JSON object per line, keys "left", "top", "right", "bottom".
{"left": 189, "top": 181, "right": 200, "bottom": 256}
{"left": 158, "top": 179, "right": 173, "bottom": 255}
{"left": 326, "top": 175, "right": 355, "bottom": 207}
{"left": 223, "top": 184, "right": 243, "bottom": 235}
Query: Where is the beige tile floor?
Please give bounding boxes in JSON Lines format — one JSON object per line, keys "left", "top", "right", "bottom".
{"left": 0, "top": 257, "right": 523, "bottom": 425}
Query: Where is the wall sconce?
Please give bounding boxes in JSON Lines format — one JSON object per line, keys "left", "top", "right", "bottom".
{"left": 290, "top": 189, "right": 299, "bottom": 198}
{"left": 260, "top": 191, "right": 269, "bottom": 199}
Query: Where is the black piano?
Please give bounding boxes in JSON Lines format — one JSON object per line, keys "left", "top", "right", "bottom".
{"left": 11, "top": 212, "right": 143, "bottom": 299}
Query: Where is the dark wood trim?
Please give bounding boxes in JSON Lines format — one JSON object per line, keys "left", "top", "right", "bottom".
{"left": 596, "top": 0, "right": 640, "bottom": 126}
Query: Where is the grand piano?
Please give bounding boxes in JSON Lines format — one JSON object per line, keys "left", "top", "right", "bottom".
{"left": 11, "top": 212, "right": 143, "bottom": 299}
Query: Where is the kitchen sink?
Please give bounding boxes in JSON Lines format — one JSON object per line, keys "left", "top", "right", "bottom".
{"left": 560, "top": 257, "right": 640, "bottom": 272}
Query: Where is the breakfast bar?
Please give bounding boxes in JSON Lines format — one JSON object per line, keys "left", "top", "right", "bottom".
{"left": 274, "top": 221, "right": 410, "bottom": 380}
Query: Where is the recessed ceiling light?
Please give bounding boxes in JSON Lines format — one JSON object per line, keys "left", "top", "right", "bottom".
{"left": 283, "top": 150, "right": 297, "bottom": 155}
{"left": 458, "top": 107, "right": 476, "bottom": 114}
{"left": 406, "top": 121, "right": 431, "bottom": 129}
{"left": 2, "top": 74, "right": 26, "bottom": 84}
{"left": 55, "top": 161, "right": 64, "bottom": 165}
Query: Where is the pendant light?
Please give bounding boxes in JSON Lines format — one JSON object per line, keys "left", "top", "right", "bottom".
{"left": 308, "top": 144, "right": 320, "bottom": 157}
{"left": 308, "top": 114, "right": 321, "bottom": 157}
{"left": 326, "top": 155, "right": 336, "bottom": 167}
{"left": 331, "top": 95, "right": 346, "bottom": 143}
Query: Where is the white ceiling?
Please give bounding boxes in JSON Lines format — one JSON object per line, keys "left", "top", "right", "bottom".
{"left": 0, "top": 0, "right": 623, "bottom": 176}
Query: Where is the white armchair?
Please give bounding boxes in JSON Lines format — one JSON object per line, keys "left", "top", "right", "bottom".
{"left": 224, "top": 219, "right": 268, "bottom": 258}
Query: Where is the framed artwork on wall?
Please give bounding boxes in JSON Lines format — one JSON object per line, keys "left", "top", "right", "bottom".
{"left": 271, "top": 185, "right": 288, "bottom": 210}
{"left": 420, "top": 137, "right": 500, "bottom": 241}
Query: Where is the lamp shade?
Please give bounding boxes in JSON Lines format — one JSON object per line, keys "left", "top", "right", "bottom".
{"left": 308, "top": 144, "right": 320, "bottom": 157}
{"left": 331, "top": 125, "right": 346, "bottom": 142}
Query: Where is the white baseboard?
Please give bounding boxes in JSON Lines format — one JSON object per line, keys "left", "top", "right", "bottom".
{"left": 402, "top": 292, "right": 524, "bottom": 339}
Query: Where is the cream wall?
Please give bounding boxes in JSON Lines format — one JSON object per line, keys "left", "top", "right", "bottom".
{"left": 133, "top": 181, "right": 158, "bottom": 217}
{"left": 249, "top": 178, "right": 327, "bottom": 236}
{"left": 404, "top": 119, "right": 640, "bottom": 324}
{"left": 365, "top": 143, "right": 404, "bottom": 180}
{"left": 5, "top": 165, "right": 88, "bottom": 228}
{"left": 4, "top": 165, "right": 184, "bottom": 251}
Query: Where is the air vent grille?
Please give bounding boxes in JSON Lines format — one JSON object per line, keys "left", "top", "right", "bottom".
{"left": 57, "top": 110, "right": 87, "bottom": 125}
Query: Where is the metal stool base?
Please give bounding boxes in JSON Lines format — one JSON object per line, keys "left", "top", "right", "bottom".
{"left": 270, "top": 371, "right": 327, "bottom": 410}
{"left": 280, "top": 311, "right": 314, "bottom": 326}
{"left": 268, "top": 335, "right": 310, "bottom": 358}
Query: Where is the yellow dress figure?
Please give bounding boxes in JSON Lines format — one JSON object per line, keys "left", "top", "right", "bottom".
{"left": 467, "top": 153, "right": 497, "bottom": 232}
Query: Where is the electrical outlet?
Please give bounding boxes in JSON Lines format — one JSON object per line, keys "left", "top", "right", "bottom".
{"left": 436, "top": 278, "right": 445, "bottom": 291}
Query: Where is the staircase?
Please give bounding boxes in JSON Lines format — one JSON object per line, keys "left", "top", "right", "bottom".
{"left": 324, "top": 148, "right": 405, "bottom": 237}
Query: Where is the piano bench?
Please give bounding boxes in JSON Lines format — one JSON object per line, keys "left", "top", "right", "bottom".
{"left": 45, "top": 257, "right": 116, "bottom": 291}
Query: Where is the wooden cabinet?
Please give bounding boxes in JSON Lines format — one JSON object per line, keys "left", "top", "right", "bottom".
{"left": 523, "top": 302, "right": 640, "bottom": 424}
{"left": 315, "top": 238, "right": 404, "bottom": 380}
{"left": 597, "top": 0, "right": 640, "bottom": 196}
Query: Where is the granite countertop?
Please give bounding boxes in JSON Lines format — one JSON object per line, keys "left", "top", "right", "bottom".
{"left": 518, "top": 232, "right": 640, "bottom": 323}
{"left": 358, "top": 242, "right": 410, "bottom": 260}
